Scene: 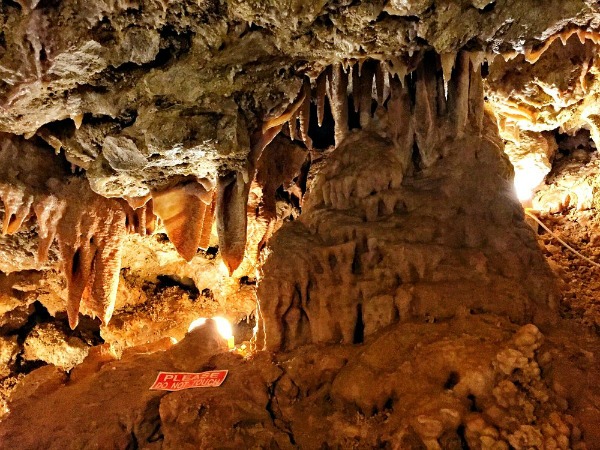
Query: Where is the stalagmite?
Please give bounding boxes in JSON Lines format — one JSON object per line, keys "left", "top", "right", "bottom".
{"left": 256, "top": 136, "right": 308, "bottom": 220}
{"left": 152, "top": 181, "right": 213, "bottom": 262}
{"left": 257, "top": 51, "right": 559, "bottom": 354}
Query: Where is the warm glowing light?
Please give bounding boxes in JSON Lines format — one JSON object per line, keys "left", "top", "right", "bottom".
{"left": 212, "top": 316, "right": 235, "bottom": 349}
{"left": 187, "top": 316, "right": 235, "bottom": 349}
{"left": 188, "top": 317, "right": 207, "bottom": 332}
{"left": 512, "top": 157, "right": 549, "bottom": 204}
{"left": 514, "top": 175, "right": 535, "bottom": 202}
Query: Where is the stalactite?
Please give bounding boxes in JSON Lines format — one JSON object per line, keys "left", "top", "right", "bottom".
{"left": 352, "top": 63, "right": 361, "bottom": 114}
{"left": 316, "top": 68, "right": 329, "bottom": 127}
{"left": 468, "top": 57, "right": 485, "bottom": 132}
{"left": 152, "top": 181, "right": 214, "bottom": 262}
{"left": 216, "top": 172, "right": 249, "bottom": 275}
{"left": 199, "top": 191, "right": 216, "bottom": 250}
{"left": 375, "top": 62, "right": 386, "bottom": 106}
{"left": 523, "top": 29, "right": 600, "bottom": 63}
{"left": 328, "top": 63, "right": 349, "bottom": 147}
{"left": 359, "top": 61, "right": 375, "bottom": 128}
{"left": 121, "top": 198, "right": 156, "bottom": 236}
{"left": 0, "top": 183, "right": 34, "bottom": 235}
{"left": 298, "top": 78, "right": 313, "bottom": 149}
{"left": 413, "top": 53, "right": 441, "bottom": 168}
{"left": 34, "top": 194, "right": 66, "bottom": 263}
{"left": 388, "top": 74, "right": 414, "bottom": 162}
{"left": 54, "top": 180, "right": 127, "bottom": 329}
{"left": 262, "top": 89, "right": 306, "bottom": 133}
{"left": 447, "top": 51, "right": 471, "bottom": 138}
{"left": 288, "top": 109, "right": 298, "bottom": 141}
{"left": 440, "top": 52, "right": 456, "bottom": 98}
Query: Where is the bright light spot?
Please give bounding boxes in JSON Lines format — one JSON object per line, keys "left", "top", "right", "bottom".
{"left": 187, "top": 316, "right": 235, "bottom": 349}
{"left": 514, "top": 174, "right": 535, "bottom": 202}
{"left": 188, "top": 317, "right": 207, "bottom": 332}
{"left": 513, "top": 158, "right": 549, "bottom": 203}
{"left": 170, "top": 337, "right": 178, "bottom": 344}
{"left": 212, "top": 316, "right": 233, "bottom": 340}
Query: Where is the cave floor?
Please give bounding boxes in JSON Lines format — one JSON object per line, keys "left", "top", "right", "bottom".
{"left": 535, "top": 192, "right": 600, "bottom": 331}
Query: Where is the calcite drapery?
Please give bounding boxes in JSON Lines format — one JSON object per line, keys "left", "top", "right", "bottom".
{"left": 0, "top": 134, "right": 152, "bottom": 328}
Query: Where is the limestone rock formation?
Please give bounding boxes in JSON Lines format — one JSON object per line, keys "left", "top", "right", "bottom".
{"left": 256, "top": 54, "right": 558, "bottom": 352}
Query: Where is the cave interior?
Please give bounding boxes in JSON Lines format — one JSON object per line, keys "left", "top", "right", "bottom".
{"left": 1, "top": 1, "right": 600, "bottom": 449}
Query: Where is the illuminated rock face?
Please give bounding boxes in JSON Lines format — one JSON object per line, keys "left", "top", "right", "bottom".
{"left": 256, "top": 54, "right": 558, "bottom": 352}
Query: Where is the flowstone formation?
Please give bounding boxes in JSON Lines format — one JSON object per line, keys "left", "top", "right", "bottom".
{"left": 257, "top": 53, "right": 558, "bottom": 351}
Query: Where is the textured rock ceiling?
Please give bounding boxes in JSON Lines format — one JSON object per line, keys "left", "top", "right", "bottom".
{"left": 2, "top": 1, "right": 600, "bottom": 448}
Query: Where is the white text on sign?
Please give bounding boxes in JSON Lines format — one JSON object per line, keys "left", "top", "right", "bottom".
{"left": 150, "top": 370, "right": 228, "bottom": 391}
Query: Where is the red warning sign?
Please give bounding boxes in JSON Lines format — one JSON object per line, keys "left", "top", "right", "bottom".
{"left": 150, "top": 370, "right": 228, "bottom": 391}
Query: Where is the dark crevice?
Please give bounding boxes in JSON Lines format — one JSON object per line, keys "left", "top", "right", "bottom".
{"left": 411, "top": 141, "right": 423, "bottom": 172}
{"left": 239, "top": 276, "right": 257, "bottom": 286}
{"left": 457, "top": 425, "right": 470, "bottom": 449}
{"left": 383, "top": 397, "right": 394, "bottom": 411}
{"left": 156, "top": 275, "right": 199, "bottom": 300}
{"left": 71, "top": 248, "right": 81, "bottom": 277}
{"left": 199, "top": 246, "right": 219, "bottom": 259}
{"left": 481, "top": 1, "right": 496, "bottom": 13}
{"left": 308, "top": 97, "right": 335, "bottom": 149}
{"left": 353, "top": 303, "right": 364, "bottom": 344}
{"left": 467, "top": 394, "right": 480, "bottom": 412}
{"left": 200, "top": 288, "right": 214, "bottom": 301}
{"left": 266, "top": 373, "right": 297, "bottom": 446}
{"left": 351, "top": 245, "right": 362, "bottom": 275}
{"left": 444, "top": 371, "right": 460, "bottom": 390}
{"left": 126, "top": 431, "right": 139, "bottom": 450}
{"left": 12, "top": 303, "right": 50, "bottom": 344}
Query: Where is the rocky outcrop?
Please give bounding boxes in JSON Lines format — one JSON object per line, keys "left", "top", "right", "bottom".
{"left": 1, "top": 316, "right": 598, "bottom": 449}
